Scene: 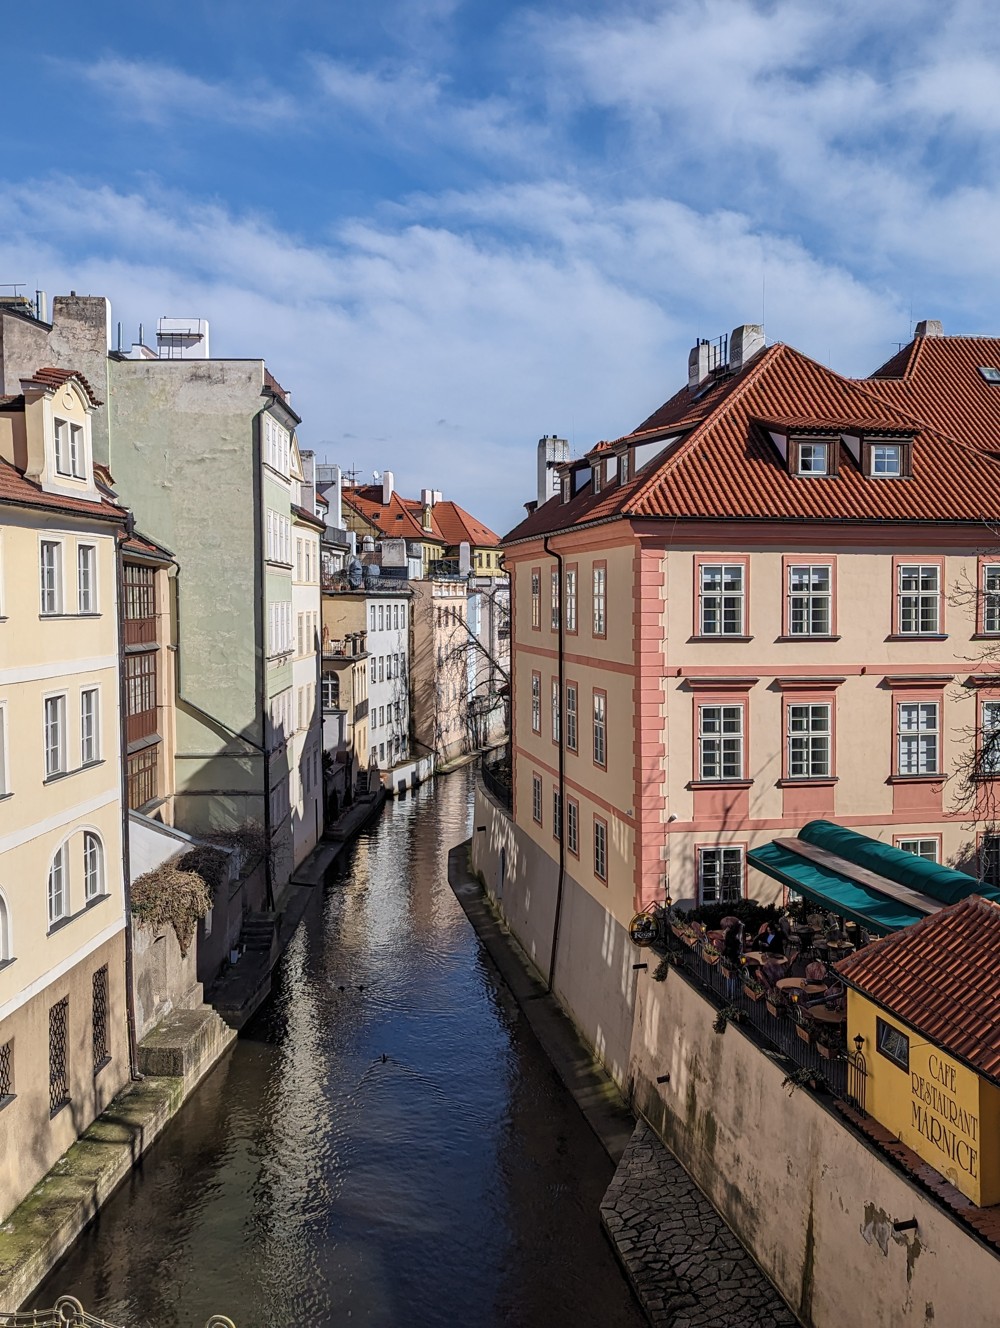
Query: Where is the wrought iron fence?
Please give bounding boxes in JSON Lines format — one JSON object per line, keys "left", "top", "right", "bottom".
{"left": 481, "top": 754, "right": 512, "bottom": 810}
{"left": 0, "top": 1297, "right": 235, "bottom": 1328}
{"left": 665, "top": 931, "right": 867, "bottom": 1114}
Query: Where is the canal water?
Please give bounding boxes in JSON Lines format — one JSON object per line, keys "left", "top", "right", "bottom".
{"left": 32, "top": 768, "right": 644, "bottom": 1328}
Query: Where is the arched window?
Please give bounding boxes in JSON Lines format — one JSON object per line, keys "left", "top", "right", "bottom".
{"left": 48, "top": 845, "right": 68, "bottom": 926}
{"left": 84, "top": 832, "right": 105, "bottom": 900}
{"left": 0, "top": 891, "right": 10, "bottom": 962}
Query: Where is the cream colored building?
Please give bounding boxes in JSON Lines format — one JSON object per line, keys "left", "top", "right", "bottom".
{"left": 0, "top": 368, "right": 130, "bottom": 1221}
{"left": 290, "top": 488, "right": 324, "bottom": 868}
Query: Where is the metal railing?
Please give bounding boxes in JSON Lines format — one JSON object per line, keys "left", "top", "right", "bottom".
{"left": 481, "top": 754, "right": 512, "bottom": 810}
{"left": 0, "top": 1298, "right": 235, "bottom": 1328}
{"left": 665, "top": 930, "right": 866, "bottom": 1113}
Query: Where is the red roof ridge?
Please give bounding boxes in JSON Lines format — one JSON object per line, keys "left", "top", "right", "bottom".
{"left": 623, "top": 342, "right": 786, "bottom": 516}
{"left": 24, "top": 366, "right": 103, "bottom": 408}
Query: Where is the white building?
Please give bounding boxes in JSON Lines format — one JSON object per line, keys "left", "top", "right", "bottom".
{"left": 366, "top": 590, "right": 412, "bottom": 770}
{"left": 289, "top": 454, "right": 324, "bottom": 867}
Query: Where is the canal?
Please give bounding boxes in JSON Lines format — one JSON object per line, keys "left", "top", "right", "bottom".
{"left": 32, "top": 768, "right": 644, "bottom": 1327}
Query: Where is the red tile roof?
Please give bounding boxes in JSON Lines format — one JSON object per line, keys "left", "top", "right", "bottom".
{"left": 0, "top": 457, "right": 125, "bottom": 523}
{"left": 836, "top": 896, "right": 1000, "bottom": 1083}
{"left": 123, "top": 530, "right": 174, "bottom": 561}
{"left": 343, "top": 486, "right": 500, "bottom": 548}
{"left": 867, "top": 334, "right": 1000, "bottom": 456}
{"left": 22, "top": 366, "right": 103, "bottom": 408}
{"left": 504, "top": 342, "right": 1000, "bottom": 544}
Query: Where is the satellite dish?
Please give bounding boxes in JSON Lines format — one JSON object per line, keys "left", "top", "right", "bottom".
{"left": 372, "top": 470, "right": 381, "bottom": 481}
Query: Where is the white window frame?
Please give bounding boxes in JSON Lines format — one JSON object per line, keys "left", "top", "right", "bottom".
{"left": 550, "top": 570, "right": 560, "bottom": 630}
{"left": 796, "top": 441, "right": 829, "bottom": 476}
{"left": 566, "top": 685, "right": 577, "bottom": 752}
{"left": 593, "top": 566, "right": 606, "bottom": 635}
{"left": 699, "top": 564, "right": 745, "bottom": 636}
{"left": 593, "top": 692, "right": 606, "bottom": 766}
{"left": 787, "top": 564, "right": 831, "bottom": 636}
{"left": 0, "top": 701, "right": 8, "bottom": 796}
{"left": 897, "top": 701, "right": 939, "bottom": 776}
{"left": 697, "top": 846, "right": 745, "bottom": 904}
{"left": 871, "top": 443, "right": 902, "bottom": 477}
{"left": 898, "top": 564, "right": 941, "bottom": 635}
{"left": 69, "top": 423, "right": 85, "bottom": 478}
{"left": 48, "top": 843, "right": 68, "bottom": 926}
{"left": 40, "top": 539, "right": 64, "bottom": 616}
{"left": 551, "top": 680, "right": 560, "bottom": 743}
{"left": 698, "top": 704, "right": 744, "bottom": 781}
{"left": 77, "top": 543, "right": 97, "bottom": 614}
{"left": 896, "top": 837, "right": 939, "bottom": 862}
{"left": 531, "top": 674, "right": 541, "bottom": 733}
{"left": 981, "top": 700, "right": 1000, "bottom": 779}
{"left": 565, "top": 569, "right": 577, "bottom": 632}
{"left": 983, "top": 565, "right": 1000, "bottom": 635}
{"left": 787, "top": 702, "right": 831, "bottom": 779}
{"left": 54, "top": 419, "right": 71, "bottom": 475}
{"left": 567, "top": 800, "right": 578, "bottom": 855}
{"left": 83, "top": 831, "right": 105, "bottom": 900}
{"left": 80, "top": 687, "right": 100, "bottom": 765}
{"left": 44, "top": 693, "right": 67, "bottom": 779}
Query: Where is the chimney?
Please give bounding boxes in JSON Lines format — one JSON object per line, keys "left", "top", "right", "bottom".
{"left": 536, "top": 434, "right": 569, "bottom": 506}
{"left": 729, "top": 324, "right": 765, "bottom": 373}
{"left": 459, "top": 542, "right": 472, "bottom": 575}
{"left": 914, "top": 319, "right": 943, "bottom": 338}
{"left": 688, "top": 340, "right": 712, "bottom": 389}
{"left": 382, "top": 469, "right": 394, "bottom": 503}
{"left": 524, "top": 499, "right": 538, "bottom": 516}
{"left": 420, "top": 488, "right": 434, "bottom": 531}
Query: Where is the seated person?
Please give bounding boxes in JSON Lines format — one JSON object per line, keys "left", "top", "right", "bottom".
{"left": 722, "top": 921, "right": 744, "bottom": 966}
{"left": 759, "top": 921, "right": 785, "bottom": 955}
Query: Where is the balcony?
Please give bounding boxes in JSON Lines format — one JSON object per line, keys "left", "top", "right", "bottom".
{"left": 323, "top": 634, "right": 367, "bottom": 659}
{"left": 124, "top": 615, "right": 157, "bottom": 647}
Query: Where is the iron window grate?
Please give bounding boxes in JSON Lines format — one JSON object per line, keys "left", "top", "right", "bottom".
{"left": 49, "top": 997, "right": 70, "bottom": 1115}
{"left": 92, "top": 966, "right": 110, "bottom": 1072}
{"left": 0, "top": 1039, "right": 13, "bottom": 1102}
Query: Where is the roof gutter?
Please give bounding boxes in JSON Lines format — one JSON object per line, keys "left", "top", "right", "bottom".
{"left": 543, "top": 534, "right": 566, "bottom": 995}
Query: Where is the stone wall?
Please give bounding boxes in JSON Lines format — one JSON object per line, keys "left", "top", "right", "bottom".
{"left": 629, "top": 964, "right": 1000, "bottom": 1327}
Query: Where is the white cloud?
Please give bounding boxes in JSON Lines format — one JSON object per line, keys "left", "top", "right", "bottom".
{"left": 70, "top": 58, "right": 297, "bottom": 128}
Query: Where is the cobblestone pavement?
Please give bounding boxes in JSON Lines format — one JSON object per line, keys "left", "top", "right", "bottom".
{"left": 601, "top": 1122, "right": 800, "bottom": 1328}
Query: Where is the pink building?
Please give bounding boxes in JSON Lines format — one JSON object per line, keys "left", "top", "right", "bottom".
{"left": 473, "top": 321, "right": 1000, "bottom": 1086}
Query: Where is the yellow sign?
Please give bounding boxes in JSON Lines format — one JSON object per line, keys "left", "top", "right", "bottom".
{"left": 910, "top": 1053, "right": 980, "bottom": 1182}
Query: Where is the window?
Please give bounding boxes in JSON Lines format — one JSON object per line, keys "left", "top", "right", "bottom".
{"left": 594, "top": 818, "right": 607, "bottom": 881}
{"left": 123, "top": 563, "right": 155, "bottom": 640}
{"left": 982, "top": 834, "right": 1000, "bottom": 889}
{"left": 698, "top": 704, "right": 744, "bottom": 781}
{"left": 49, "top": 997, "right": 70, "bottom": 1114}
{"left": 379, "top": 605, "right": 385, "bottom": 631}
{"left": 787, "top": 565, "right": 831, "bottom": 636}
{"left": 897, "top": 702, "right": 939, "bottom": 775}
{"left": 983, "top": 565, "right": 1000, "bottom": 635}
{"left": 593, "top": 564, "right": 607, "bottom": 636}
{"left": 80, "top": 688, "right": 100, "bottom": 765}
{"left": 265, "top": 510, "right": 292, "bottom": 564}
{"left": 531, "top": 570, "right": 541, "bottom": 629}
{"left": 370, "top": 605, "right": 376, "bottom": 631}
{"left": 593, "top": 692, "right": 606, "bottom": 767}
{"left": 77, "top": 545, "right": 96, "bottom": 613}
{"left": 550, "top": 569, "right": 560, "bottom": 629}
{"left": 44, "top": 695, "right": 67, "bottom": 777}
{"left": 531, "top": 673, "right": 541, "bottom": 733}
{"left": 787, "top": 703, "right": 831, "bottom": 779}
{"left": 48, "top": 844, "right": 68, "bottom": 926}
{"left": 553, "top": 790, "right": 562, "bottom": 839}
{"left": 297, "top": 613, "right": 305, "bottom": 658}
{"left": 0, "top": 892, "right": 10, "bottom": 963}
{"left": 0, "top": 704, "right": 7, "bottom": 797}
{"left": 898, "top": 564, "right": 941, "bottom": 635}
{"left": 565, "top": 568, "right": 577, "bottom": 632}
{"left": 84, "top": 833, "right": 104, "bottom": 901}
{"left": 871, "top": 444, "right": 902, "bottom": 477}
{"left": 593, "top": 464, "right": 602, "bottom": 495}
{"left": 698, "top": 846, "right": 744, "bottom": 904}
{"left": 795, "top": 441, "right": 830, "bottom": 475}
{"left": 322, "top": 676, "right": 340, "bottom": 710}
{"left": 40, "top": 541, "right": 63, "bottom": 615}
{"left": 296, "top": 539, "right": 304, "bottom": 581}
{"left": 532, "top": 773, "right": 542, "bottom": 824}
{"left": 567, "top": 798, "right": 579, "bottom": 855}
{"left": 268, "top": 601, "right": 293, "bottom": 656}
{"left": 371, "top": 656, "right": 377, "bottom": 683}
{"left": 566, "top": 685, "right": 578, "bottom": 752}
{"left": 875, "top": 1016, "right": 909, "bottom": 1071}
{"left": 127, "top": 746, "right": 158, "bottom": 809}
{"left": 551, "top": 680, "right": 560, "bottom": 743}
{"left": 0, "top": 1039, "right": 11, "bottom": 1104}
{"left": 91, "top": 965, "right": 110, "bottom": 1072}
{"left": 981, "top": 701, "right": 1000, "bottom": 778}
{"left": 699, "top": 563, "right": 745, "bottom": 636}
{"left": 55, "top": 419, "right": 71, "bottom": 475}
{"left": 265, "top": 416, "right": 291, "bottom": 477}
{"left": 378, "top": 656, "right": 384, "bottom": 682}
{"left": 896, "top": 838, "right": 939, "bottom": 862}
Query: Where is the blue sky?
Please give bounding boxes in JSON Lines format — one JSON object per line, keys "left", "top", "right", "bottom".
{"left": 3, "top": 0, "right": 1000, "bottom": 533}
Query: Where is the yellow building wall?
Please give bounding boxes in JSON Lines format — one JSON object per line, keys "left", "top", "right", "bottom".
{"left": 848, "top": 990, "right": 993, "bottom": 1205}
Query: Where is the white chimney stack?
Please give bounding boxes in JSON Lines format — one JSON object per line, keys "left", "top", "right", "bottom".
{"left": 536, "top": 435, "right": 569, "bottom": 506}
{"left": 459, "top": 541, "right": 471, "bottom": 575}
{"left": 382, "top": 469, "right": 394, "bottom": 503}
{"left": 688, "top": 341, "right": 712, "bottom": 389}
{"left": 729, "top": 324, "right": 765, "bottom": 373}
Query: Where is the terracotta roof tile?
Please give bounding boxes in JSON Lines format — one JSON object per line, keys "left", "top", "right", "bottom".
{"left": 866, "top": 334, "right": 1000, "bottom": 456}
{"left": 0, "top": 457, "right": 124, "bottom": 522}
{"left": 343, "top": 487, "right": 499, "bottom": 548}
{"left": 23, "top": 366, "right": 102, "bottom": 408}
{"left": 836, "top": 896, "right": 1000, "bottom": 1082}
{"left": 504, "top": 343, "right": 1000, "bottom": 544}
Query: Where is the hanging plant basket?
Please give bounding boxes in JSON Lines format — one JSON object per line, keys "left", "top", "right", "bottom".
{"left": 795, "top": 1022, "right": 814, "bottom": 1045}
{"left": 742, "top": 982, "right": 764, "bottom": 1002}
{"left": 765, "top": 997, "right": 781, "bottom": 1019}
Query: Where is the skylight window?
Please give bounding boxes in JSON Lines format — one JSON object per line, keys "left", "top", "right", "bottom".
{"left": 978, "top": 367, "right": 1000, "bottom": 384}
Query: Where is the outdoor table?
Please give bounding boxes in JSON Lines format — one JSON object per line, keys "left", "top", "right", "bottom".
{"left": 826, "top": 941, "right": 855, "bottom": 957}
{"left": 776, "top": 977, "right": 807, "bottom": 991}
{"left": 808, "top": 1006, "right": 847, "bottom": 1025}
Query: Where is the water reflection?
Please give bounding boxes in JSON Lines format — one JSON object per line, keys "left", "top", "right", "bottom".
{"left": 32, "top": 769, "right": 643, "bottom": 1328}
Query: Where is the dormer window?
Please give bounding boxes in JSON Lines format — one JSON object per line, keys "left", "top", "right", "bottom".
{"left": 620, "top": 451, "right": 630, "bottom": 483}
{"left": 792, "top": 440, "right": 832, "bottom": 477}
{"left": 54, "top": 419, "right": 85, "bottom": 479}
{"left": 866, "top": 439, "right": 912, "bottom": 478}
{"left": 593, "top": 464, "right": 602, "bottom": 495}
{"left": 561, "top": 475, "right": 570, "bottom": 504}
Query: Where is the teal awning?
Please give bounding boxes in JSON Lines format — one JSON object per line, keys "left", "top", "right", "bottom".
{"left": 797, "top": 820, "right": 994, "bottom": 906}
{"left": 746, "top": 840, "right": 925, "bottom": 936}
{"left": 748, "top": 821, "right": 999, "bottom": 936}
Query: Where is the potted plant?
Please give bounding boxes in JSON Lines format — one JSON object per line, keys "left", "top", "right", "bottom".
{"left": 741, "top": 973, "right": 765, "bottom": 1002}
{"left": 765, "top": 991, "right": 784, "bottom": 1020}
{"left": 816, "top": 1030, "right": 842, "bottom": 1061}
{"left": 701, "top": 940, "right": 722, "bottom": 966}
{"left": 794, "top": 1018, "right": 813, "bottom": 1045}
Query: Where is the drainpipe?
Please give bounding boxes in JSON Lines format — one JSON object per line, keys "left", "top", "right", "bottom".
{"left": 169, "top": 556, "right": 274, "bottom": 910}
{"left": 115, "top": 522, "right": 140, "bottom": 1080}
{"left": 543, "top": 535, "right": 565, "bottom": 994}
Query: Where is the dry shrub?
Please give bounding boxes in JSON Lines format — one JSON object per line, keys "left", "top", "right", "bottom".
{"left": 131, "top": 865, "right": 213, "bottom": 956}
